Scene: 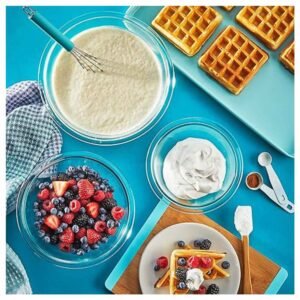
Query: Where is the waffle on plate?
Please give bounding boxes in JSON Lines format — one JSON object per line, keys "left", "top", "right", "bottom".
{"left": 236, "top": 6, "right": 294, "bottom": 50}
{"left": 222, "top": 6, "right": 234, "bottom": 11}
{"left": 199, "top": 25, "right": 269, "bottom": 95}
{"left": 152, "top": 6, "right": 222, "bottom": 56}
{"left": 280, "top": 41, "right": 294, "bottom": 73}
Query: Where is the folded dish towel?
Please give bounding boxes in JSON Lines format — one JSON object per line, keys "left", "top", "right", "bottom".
{"left": 6, "top": 81, "right": 63, "bottom": 294}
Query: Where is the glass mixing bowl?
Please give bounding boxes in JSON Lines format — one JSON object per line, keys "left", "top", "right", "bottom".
{"left": 39, "top": 11, "right": 175, "bottom": 146}
{"left": 146, "top": 118, "right": 243, "bottom": 213}
{"left": 16, "top": 152, "right": 135, "bottom": 269}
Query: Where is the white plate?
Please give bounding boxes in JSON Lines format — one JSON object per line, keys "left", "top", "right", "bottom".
{"left": 139, "top": 222, "right": 241, "bottom": 294}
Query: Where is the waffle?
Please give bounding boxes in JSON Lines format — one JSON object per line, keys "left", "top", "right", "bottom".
{"left": 152, "top": 6, "right": 222, "bottom": 56}
{"left": 280, "top": 41, "right": 294, "bottom": 73}
{"left": 169, "top": 249, "right": 229, "bottom": 294}
{"left": 236, "top": 6, "right": 294, "bottom": 50}
{"left": 223, "top": 6, "right": 234, "bottom": 11}
{"left": 154, "top": 268, "right": 170, "bottom": 288}
{"left": 199, "top": 26, "right": 268, "bottom": 95}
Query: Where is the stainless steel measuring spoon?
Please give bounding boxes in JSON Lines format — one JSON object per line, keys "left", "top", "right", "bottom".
{"left": 245, "top": 172, "right": 294, "bottom": 213}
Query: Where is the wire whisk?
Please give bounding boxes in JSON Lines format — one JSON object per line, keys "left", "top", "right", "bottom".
{"left": 23, "top": 6, "right": 105, "bottom": 73}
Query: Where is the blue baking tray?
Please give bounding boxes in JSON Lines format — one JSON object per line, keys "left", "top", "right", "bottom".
{"left": 126, "top": 6, "right": 294, "bottom": 157}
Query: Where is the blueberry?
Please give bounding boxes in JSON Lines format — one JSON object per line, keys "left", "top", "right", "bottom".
{"left": 34, "top": 221, "right": 41, "bottom": 228}
{"left": 82, "top": 166, "right": 89, "bottom": 172}
{"left": 194, "top": 239, "right": 201, "bottom": 247}
{"left": 57, "top": 211, "right": 64, "bottom": 218}
{"left": 71, "top": 185, "right": 79, "bottom": 193}
{"left": 100, "top": 184, "right": 106, "bottom": 190}
{"left": 40, "top": 209, "right": 47, "bottom": 216}
{"left": 49, "top": 183, "right": 53, "bottom": 189}
{"left": 78, "top": 172, "right": 86, "bottom": 179}
{"left": 80, "top": 207, "right": 86, "bottom": 214}
{"left": 91, "top": 244, "right": 100, "bottom": 250}
{"left": 101, "top": 237, "right": 108, "bottom": 243}
{"left": 88, "top": 218, "right": 95, "bottom": 225}
{"left": 64, "top": 207, "right": 70, "bottom": 213}
{"left": 67, "top": 166, "right": 76, "bottom": 174}
{"left": 154, "top": 264, "right": 160, "bottom": 271}
{"left": 56, "top": 227, "right": 63, "bottom": 234}
{"left": 107, "top": 219, "right": 115, "bottom": 228}
{"left": 50, "top": 208, "right": 58, "bottom": 215}
{"left": 61, "top": 222, "right": 68, "bottom": 230}
{"left": 76, "top": 249, "right": 85, "bottom": 256}
{"left": 177, "top": 257, "right": 186, "bottom": 266}
{"left": 38, "top": 182, "right": 46, "bottom": 189}
{"left": 72, "top": 224, "right": 80, "bottom": 233}
{"left": 221, "top": 261, "right": 230, "bottom": 269}
{"left": 115, "top": 221, "right": 120, "bottom": 227}
{"left": 50, "top": 175, "right": 58, "bottom": 181}
{"left": 177, "top": 281, "right": 186, "bottom": 290}
{"left": 80, "top": 236, "right": 88, "bottom": 244}
{"left": 33, "top": 208, "right": 39, "bottom": 213}
{"left": 51, "top": 198, "right": 59, "bottom": 205}
{"left": 35, "top": 211, "right": 42, "bottom": 217}
{"left": 38, "top": 230, "right": 45, "bottom": 238}
{"left": 99, "top": 214, "right": 107, "bottom": 221}
{"left": 43, "top": 236, "right": 51, "bottom": 243}
{"left": 33, "top": 202, "right": 39, "bottom": 208}
{"left": 58, "top": 197, "right": 65, "bottom": 203}
{"left": 177, "top": 241, "right": 185, "bottom": 248}
{"left": 100, "top": 208, "right": 107, "bottom": 214}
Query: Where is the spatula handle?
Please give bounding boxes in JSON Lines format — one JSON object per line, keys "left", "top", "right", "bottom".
{"left": 242, "top": 235, "right": 253, "bottom": 294}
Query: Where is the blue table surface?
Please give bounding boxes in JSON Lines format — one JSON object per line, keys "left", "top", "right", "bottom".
{"left": 6, "top": 6, "right": 294, "bottom": 294}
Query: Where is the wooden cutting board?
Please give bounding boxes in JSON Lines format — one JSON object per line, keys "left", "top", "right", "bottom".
{"left": 106, "top": 204, "right": 286, "bottom": 294}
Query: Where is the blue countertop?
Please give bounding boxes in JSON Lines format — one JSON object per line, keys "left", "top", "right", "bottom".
{"left": 6, "top": 6, "right": 294, "bottom": 294}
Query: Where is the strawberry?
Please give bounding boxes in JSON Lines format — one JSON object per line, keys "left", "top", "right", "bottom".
{"left": 187, "top": 256, "right": 200, "bottom": 268}
{"left": 37, "top": 188, "right": 50, "bottom": 201}
{"left": 86, "top": 202, "right": 99, "bottom": 218}
{"left": 111, "top": 206, "right": 125, "bottom": 220}
{"left": 44, "top": 215, "right": 60, "bottom": 230}
{"left": 93, "top": 190, "right": 106, "bottom": 202}
{"left": 87, "top": 229, "right": 101, "bottom": 244}
{"left": 59, "top": 227, "right": 74, "bottom": 244}
{"left": 105, "top": 192, "right": 113, "bottom": 199}
{"left": 199, "top": 257, "right": 213, "bottom": 269}
{"left": 106, "top": 227, "right": 117, "bottom": 236}
{"left": 69, "top": 199, "right": 81, "bottom": 213}
{"left": 52, "top": 181, "right": 69, "bottom": 197}
{"left": 75, "top": 227, "right": 86, "bottom": 240}
{"left": 78, "top": 179, "right": 94, "bottom": 199}
{"left": 80, "top": 199, "right": 89, "bottom": 207}
{"left": 67, "top": 178, "right": 77, "bottom": 187}
{"left": 156, "top": 256, "right": 168, "bottom": 269}
{"left": 94, "top": 221, "right": 106, "bottom": 233}
{"left": 42, "top": 199, "right": 54, "bottom": 212}
{"left": 61, "top": 213, "right": 75, "bottom": 225}
{"left": 59, "top": 242, "right": 72, "bottom": 252}
{"left": 194, "top": 286, "right": 207, "bottom": 294}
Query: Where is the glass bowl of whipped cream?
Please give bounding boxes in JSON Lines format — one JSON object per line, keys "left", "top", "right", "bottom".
{"left": 146, "top": 118, "right": 243, "bottom": 213}
{"left": 39, "top": 11, "right": 175, "bottom": 145}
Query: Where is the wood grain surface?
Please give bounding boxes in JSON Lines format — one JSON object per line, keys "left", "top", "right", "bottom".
{"left": 112, "top": 207, "right": 280, "bottom": 294}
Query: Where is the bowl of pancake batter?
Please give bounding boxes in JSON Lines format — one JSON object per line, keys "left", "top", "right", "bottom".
{"left": 39, "top": 11, "right": 175, "bottom": 145}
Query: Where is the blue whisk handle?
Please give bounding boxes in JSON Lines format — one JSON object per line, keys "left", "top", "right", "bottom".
{"left": 24, "top": 7, "right": 74, "bottom": 52}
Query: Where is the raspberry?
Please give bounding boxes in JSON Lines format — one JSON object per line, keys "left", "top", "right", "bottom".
{"left": 187, "top": 256, "right": 200, "bottom": 268}
{"left": 80, "top": 199, "right": 89, "bottom": 207}
{"left": 67, "top": 179, "right": 77, "bottom": 187}
{"left": 199, "top": 257, "right": 213, "bottom": 269}
{"left": 42, "top": 200, "right": 54, "bottom": 212}
{"left": 69, "top": 199, "right": 81, "bottom": 213}
{"left": 61, "top": 213, "right": 75, "bottom": 225}
{"left": 59, "top": 242, "right": 71, "bottom": 252}
{"left": 75, "top": 227, "right": 86, "bottom": 240}
{"left": 78, "top": 179, "right": 94, "bottom": 199}
{"left": 37, "top": 188, "right": 50, "bottom": 201}
{"left": 93, "top": 190, "right": 106, "bottom": 202}
{"left": 59, "top": 227, "right": 75, "bottom": 244}
{"left": 105, "top": 192, "right": 113, "bottom": 199}
{"left": 87, "top": 229, "right": 101, "bottom": 244}
{"left": 106, "top": 227, "right": 117, "bottom": 235}
{"left": 111, "top": 206, "right": 124, "bottom": 220}
{"left": 194, "top": 286, "right": 206, "bottom": 294}
{"left": 156, "top": 256, "right": 168, "bottom": 269}
{"left": 94, "top": 221, "right": 106, "bottom": 233}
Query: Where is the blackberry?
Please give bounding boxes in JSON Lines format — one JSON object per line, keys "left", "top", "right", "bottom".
{"left": 56, "top": 202, "right": 66, "bottom": 211}
{"left": 64, "top": 190, "right": 75, "bottom": 200}
{"left": 73, "top": 214, "right": 89, "bottom": 227}
{"left": 50, "top": 235, "right": 59, "bottom": 245}
{"left": 199, "top": 239, "right": 212, "bottom": 250}
{"left": 57, "top": 172, "right": 69, "bottom": 181}
{"left": 101, "top": 198, "right": 117, "bottom": 211}
{"left": 73, "top": 240, "right": 81, "bottom": 250}
{"left": 175, "top": 267, "right": 187, "bottom": 281}
{"left": 206, "top": 284, "right": 219, "bottom": 294}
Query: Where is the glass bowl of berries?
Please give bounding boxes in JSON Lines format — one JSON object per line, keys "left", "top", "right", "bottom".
{"left": 16, "top": 152, "right": 135, "bottom": 269}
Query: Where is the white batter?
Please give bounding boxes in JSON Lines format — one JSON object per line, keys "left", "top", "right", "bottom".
{"left": 52, "top": 27, "right": 162, "bottom": 136}
{"left": 163, "top": 138, "right": 226, "bottom": 200}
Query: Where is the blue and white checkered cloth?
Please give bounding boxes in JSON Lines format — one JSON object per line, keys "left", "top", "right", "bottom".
{"left": 6, "top": 81, "right": 63, "bottom": 294}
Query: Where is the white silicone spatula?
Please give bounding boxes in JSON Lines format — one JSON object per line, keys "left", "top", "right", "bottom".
{"left": 234, "top": 206, "right": 253, "bottom": 294}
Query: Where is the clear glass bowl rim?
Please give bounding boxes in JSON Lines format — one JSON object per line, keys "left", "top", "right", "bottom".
{"left": 16, "top": 151, "right": 135, "bottom": 269}
{"left": 146, "top": 117, "right": 244, "bottom": 214}
{"left": 38, "top": 10, "right": 175, "bottom": 146}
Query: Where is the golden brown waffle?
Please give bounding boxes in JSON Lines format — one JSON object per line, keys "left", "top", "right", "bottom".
{"left": 236, "top": 6, "right": 294, "bottom": 50}
{"left": 223, "top": 6, "right": 234, "bottom": 11}
{"left": 199, "top": 26, "right": 268, "bottom": 95}
{"left": 169, "top": 249, "right": 229, "bottom": 294}
{"left": 280, "top": 41, "right": 294, "bottom": 73}
{"left": 152, "top": 6, "right": 222, "bottom": 56}
{"left": 154, "top": 269, "right": 170, "bottom": 288}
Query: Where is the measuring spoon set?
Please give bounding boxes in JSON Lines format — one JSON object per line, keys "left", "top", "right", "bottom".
{"left": 245, "top": 152, "right": 294, "bottom": 214}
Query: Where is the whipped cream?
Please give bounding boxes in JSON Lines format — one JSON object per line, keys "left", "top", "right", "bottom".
{"left": 163, "top": 138, "right": 226, "bottom": 200}
{"left": 186, "top": 268, "right": 204, "bottom": 291}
